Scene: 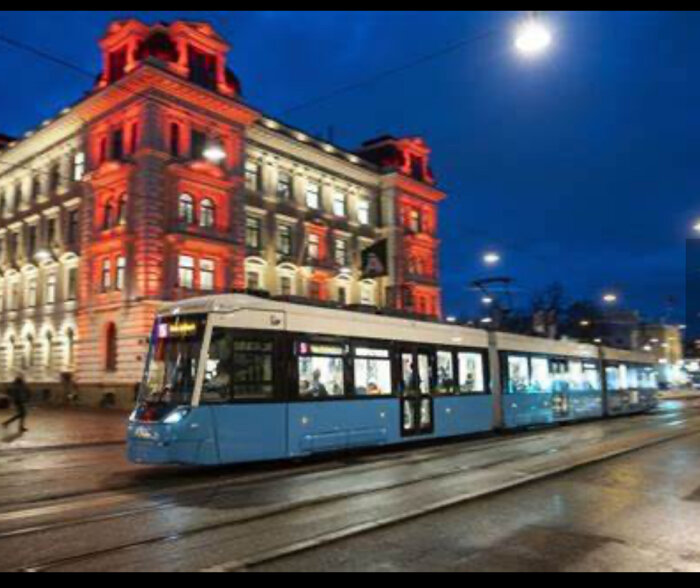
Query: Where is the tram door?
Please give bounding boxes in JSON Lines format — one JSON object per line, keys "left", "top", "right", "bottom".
{"left": 399, "top": 350, "right": 434, "bottom": 437}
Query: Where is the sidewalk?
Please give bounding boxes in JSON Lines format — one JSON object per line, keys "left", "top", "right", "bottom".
{"left": 0, "top": 407, "right": 129, "bottom": 451}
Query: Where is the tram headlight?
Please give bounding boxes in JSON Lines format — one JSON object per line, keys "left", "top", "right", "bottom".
{"left": 163, "top": 408, "right": 191, "bottom": 425}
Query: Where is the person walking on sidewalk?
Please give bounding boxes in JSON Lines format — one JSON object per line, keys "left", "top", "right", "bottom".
{"left": 2, "top": 376, "right": 29, "bottom": 433}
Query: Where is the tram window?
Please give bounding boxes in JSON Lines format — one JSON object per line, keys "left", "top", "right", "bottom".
{"left": 400, "top": 354, "right": 415, "bottom": 395}
{"left": 618, "top": 364, "right": 629, "bottom": 390}
{"left": 606, "top": 366, "right": 620, "bottom": 391}
{"left": 298, "top": 343, "right": 346, "bottom": 399}
{"left": 550, "top": 359, "right": 569, "bottom": 393}
{"left": 627, "top": 365, "right": 640, "bottom": 389}
{"left": 435, "top": 351, "right": 455, "bottom": 395}
{"left": 201, "top": 330, "right": 275, "bottom": 403}
{"left": 530, "top": 358, "right": 551, "bottom": 394}
{"left": 354, "top": 347, "right": 392, "bottom": 397}
{"left": 568, "top": 361, "right": 584, "bottom": 391}
{"left": 507, "top": 356, "right": 530, "bottom": 394}
{"left": 458, "top": 352, "right": 485, "bottom": 394}
{"left": 583, "top": 363, "right": 601, "bottom": 391}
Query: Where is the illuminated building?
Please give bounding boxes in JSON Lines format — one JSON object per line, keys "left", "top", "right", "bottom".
{"left": 0, "top": 20, "right": 445, "bottom": 406}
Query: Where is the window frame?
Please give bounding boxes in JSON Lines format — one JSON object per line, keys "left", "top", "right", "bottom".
{"left": 200, "top": 328, "right": 282, "bottom": 405}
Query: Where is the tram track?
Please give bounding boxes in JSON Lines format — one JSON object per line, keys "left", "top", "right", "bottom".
{"left": 4, "top": 410, "right": 699, "bottom": 573}
{"left": 0, "top": 409, "right": 686, "bottom": 536}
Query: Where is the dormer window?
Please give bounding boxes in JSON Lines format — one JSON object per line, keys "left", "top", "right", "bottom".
{"left": 188, "top": 46, "right": 217, "bottom": 91}
{"left": 108, "top": 48, "right": 128, "bottom": 83}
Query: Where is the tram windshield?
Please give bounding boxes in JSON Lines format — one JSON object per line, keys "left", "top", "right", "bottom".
{"left": 138, "top": 315, "right": 208, "bottom": 409}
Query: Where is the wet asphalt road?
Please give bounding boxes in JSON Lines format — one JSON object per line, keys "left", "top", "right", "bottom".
{"left": 0, "top": 400, "right": 699, "bottom": 572}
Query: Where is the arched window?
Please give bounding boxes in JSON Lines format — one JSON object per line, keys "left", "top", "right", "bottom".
{"left": 103, "top": 200, "right": 114, "bottom": 230}
{"left": 178, "top": 194, "right": 195, "bottom": 225}
{"left": 200, "top": 198, "right": 215, "bottom": 228}
{"left": 105, "top": 323, "right": 117, "bottom": 373}
{"left": 0, "top": 190, "right": 5, "bottom": 218}
{"left": 7, "top": 336, "right": 16, "bottom": 374}
{"left": 23, "top": 334, "right": 34, "bottom": 369}
{"left": 117, "top": 194, "right": 128, "bottom": 226}
{"left": 65, "top": 328, "right": 75, "bottom": 370}
{"left": 44, "top": 332, "right": 53, "bottom": 370}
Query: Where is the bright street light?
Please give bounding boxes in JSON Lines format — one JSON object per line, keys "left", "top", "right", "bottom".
{"left": 482, "top": 296, "right": 494, "bottom": 305}
{"left": 483, "top": 252, "right": 501, "bottom": 266}
{"left": 203, "top": 142, "right": 227, "bottom": 164}
{"left": 602, "top": 293, "right": 618, "bottom": 304}
{"left": 515, "top": 13, "right": 553, "bottom": 57}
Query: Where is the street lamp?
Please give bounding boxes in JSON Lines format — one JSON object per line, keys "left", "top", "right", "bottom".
{"left": 203, "top": 140, "right": 227, "bottom": 164}
{"left": 602, "top": 293, "right": 618, "bottom": 304}
{"left": 515, "top": 12, "right": 553, "bottom": 58}
{"left": 483, "top": 252, "right": 501, "bottom": 266}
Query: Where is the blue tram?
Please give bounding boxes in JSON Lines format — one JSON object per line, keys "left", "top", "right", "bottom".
{"left": 127, "top": 295, "right": 659, "bottom": 466}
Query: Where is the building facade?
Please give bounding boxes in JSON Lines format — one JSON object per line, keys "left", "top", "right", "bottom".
{"left": 0, "top": 20, "right": 445, "bottom": 407}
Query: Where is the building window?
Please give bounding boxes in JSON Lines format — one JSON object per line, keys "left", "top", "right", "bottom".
{"left": 66, "top": 266, "right": 78, "bottom": 301}
{"left": 99, "top": 137, "right": 108, "bottom": 165}
{"left": 357, "top": 199, "right": 371, "bottom": 225}
{"left": 27, "top": 276, "right": 37, "bottom": 308}
{"left": 103, "top": 201, "right": 114, "bottom": 231}
{"left": 337, "top": 284, "right": 348, "bottom": 305}
{"left": 101, "top": 259, "right": 112, "bottom": 292}
{"left": 200, "top": 199, "right": 215, "bottom": 228}
{"left": 191, "top": 130, "right": 207, "bottom": 160}
{"left": 44, "top": 332, "right": 53, "bottom": 370}
{"left": 200, "top": 259, "right": 215, "bottom": 291}
{"left": 309, "top": 281, "right": 321, "bottom": 301}
{"left": 111, "top": 129, "right": 124, "bottom": 161}
{"left": 170, "top": 123, "right": 181, "bottom": 157}
{"left": 116, "top": 256, "right": 126, "bottom": 291}
{"left": 277, "top": 171, "right": 292, "bottom": 200}
{"left": 280, "top": 275, "right": 293, "bottom": 297}
{"left": 47, "top": 217, "right": 57, "bottom": 247}
{"left": 67, "top": 209, "right": 79, "bottom": 245}
{"left": 361, "top": 281, "right": 376, "bottom": 306}
{"left": 335, "top": 239, "right": 348, "bottom": 266}
{"left": 333, "top": 191, "right": 347, "bottom": 217}
{"left": 409, "top": 209, "right": 421, "bottom": 233}
{"left": 178, "top": 194, "right": 195, "bottom": 225}
{"left": 246, "top": 271, "right": 261, "bottom": 291}
{"left": 31, "top": 177, "right": 42, "bottom": 204}
{"left": 308, "top": 234, "right": 320, "bottom": 261}
{"left": 245, "top": 161, "right": 262, "bottom": 192}
{"left": 246, "top": 217, "right": 262, "bottom": 250}
{"left": 27, "top": 226, "right": 37, "bottom": 259}
{"left": 105, "top": 323, "right": 117, "bottom": 373}
{"left": 306, "top": 181, "right": 320, "bottom": 210}
{"left": 277, "top": 225, "right": 293, "bottom": 257}
{"left": 65, "top": 328, "right": 75, "bottom": 370}
{"left": 8, "top": 280, "right": 19, "bottom": 311}
{"left": 15, "top": 183, "right": 23, "bottom": 212}
{"left": 49, "top": 164, "right": 61, "bottom": 194}
{"left": 178, "top": 255, "right": 195, "bottom": 289}
{"left": 130, "top": 122, "right": 139, "bottom": 154}
{"left": 45, "top": 273, "right": 57, "bottom": 305}
{"left": 73, "top": 152, "right": 86, "bottom": 181}
{"left": 117, "top": 194, "right": 127, "bottom": 226}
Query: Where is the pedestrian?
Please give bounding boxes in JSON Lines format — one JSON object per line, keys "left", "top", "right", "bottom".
{"left": 2, "top": 376, "right": 29, "bottom": 433}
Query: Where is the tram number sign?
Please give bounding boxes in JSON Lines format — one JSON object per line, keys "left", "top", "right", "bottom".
{"left": 361, "top": 239, "right": 389, "bottom": 279}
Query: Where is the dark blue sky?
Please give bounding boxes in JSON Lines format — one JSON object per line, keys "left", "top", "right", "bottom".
{"left": 0, "top": 11, "right": 696, "bottom": 323}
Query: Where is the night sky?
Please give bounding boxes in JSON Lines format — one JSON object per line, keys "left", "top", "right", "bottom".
{"left": 0, "top": 11, "right": 696, "bottom": 324}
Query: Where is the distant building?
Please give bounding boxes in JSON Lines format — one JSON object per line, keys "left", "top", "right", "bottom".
{"left": 639, "top": 323, "right": 684, "bottom": 387}
{"left": 0, "top": 19, "right": 445, "bottom": 407}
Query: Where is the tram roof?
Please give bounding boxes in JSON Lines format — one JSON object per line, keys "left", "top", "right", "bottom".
{"left": 159, "top": 294, "right": 657, "bottom": 364}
